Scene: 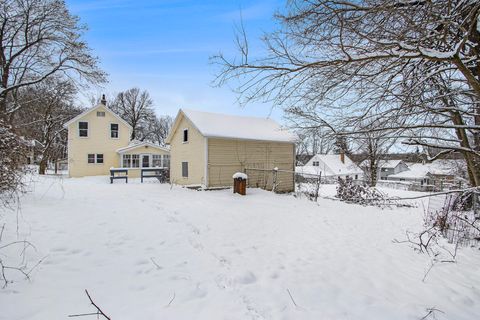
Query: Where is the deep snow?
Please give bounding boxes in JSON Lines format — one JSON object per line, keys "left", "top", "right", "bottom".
{"left": 0, "top": 175, "right": 479, "bottom": 320}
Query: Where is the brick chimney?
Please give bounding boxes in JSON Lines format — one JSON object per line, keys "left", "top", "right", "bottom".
{"left": 340, "top": 150, "right": 345, "bottom": 164}
{"left": 100, "top": 94, "right": 107, "bottom": 106}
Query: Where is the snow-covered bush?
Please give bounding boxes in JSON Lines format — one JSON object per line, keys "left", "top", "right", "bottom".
{"left": 0, "top": 121, "right": 28, "bottom": 207}
{"left": 336, "top": 176, "right": 387, "bottom": 206}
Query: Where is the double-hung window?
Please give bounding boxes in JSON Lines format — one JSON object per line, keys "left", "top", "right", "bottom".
{"left": 152, "top": 155, "right": 162, "bottom": 167}
{"left": 132, "top": 155, "right": 140, "bottom": 168}
{"left": 122, "top": 154, "right": 131, "bottom": 167}
{"left": 88, "top": 154, "right": 103, "bottom": 164}
{"left": 163, "top": 155, "right": 170, "bottom": 168}
{"left": 79, "top": 122, "right": 88, "bottom": 137}
{"left": 111, "top": 123, "right": 119, "bottom": 138}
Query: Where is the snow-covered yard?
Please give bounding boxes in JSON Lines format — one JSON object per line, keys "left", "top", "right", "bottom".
{"left": 1, "top": 175, "right": 479, "bottom": 320}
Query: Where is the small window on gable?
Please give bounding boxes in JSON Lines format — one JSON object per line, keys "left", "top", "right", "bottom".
{"left": 313, "top": 161, "right": 319, "bottom": 167}
{"left": 79, "top": 122, "right": 88, "bottom": 137}
{"left": 182, "top": 162, "right": 188, "bottom": 177}
{"left": 111, "top": 123, "right": 119, "bottom": 138}
{"left": 97, "top": 111, "right": 105, "bottom": 117}
{"left": 183, "top": 129, "right": 188, "bottom": 142}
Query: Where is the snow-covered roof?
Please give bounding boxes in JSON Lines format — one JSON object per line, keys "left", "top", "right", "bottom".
{"left": 63, "top": 103, "right": 132, "bottom": 130}
{"left": 116, "top": 141, "right": 169, "bottom": 154}
{"left": 303, "top": 154, "right": 363, "bottom": 177}
{"left": 166, "top": 109, "right": 297, "bottom": 143}
{"left": 360, "top": 159, "right": 405, "bottom": 169}
{"left": 295, "top": 166, "right": 322, "bottom": 176}
{"left": 388, "top": 161, "right": 456, "bottom": 180}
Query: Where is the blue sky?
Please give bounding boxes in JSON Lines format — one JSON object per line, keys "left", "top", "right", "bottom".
{"left": 66, "top": 0, "right": 285, "bottom": 121}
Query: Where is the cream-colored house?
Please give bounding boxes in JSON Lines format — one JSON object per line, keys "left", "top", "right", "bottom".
{"left": 165, "top": 109, "right": 297, "bottom": 192}
{"left": 64, "top": 100, "right": 169, "bottom": 178}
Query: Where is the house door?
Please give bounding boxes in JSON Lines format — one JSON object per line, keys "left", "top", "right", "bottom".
{"left": 142, "top": 155, "right": 150, "bottom": 168}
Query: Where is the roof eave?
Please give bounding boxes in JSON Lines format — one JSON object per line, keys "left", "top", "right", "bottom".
{"left": 116, "top": 142, "right": 170, "bottom": 154}
{"left": 202, "top": 134, "right": 297, "bottom": 144}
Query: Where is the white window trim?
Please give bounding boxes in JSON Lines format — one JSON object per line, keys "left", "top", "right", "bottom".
{"left": 87, "top": 153, "right": 104, "bottom": 164}
{"left": 110, "top": 122, "right": 120, "bottom": 139}
{"left": 131, "top": 154, "right": 140, "bottom": 168}
{"left": 152, "top": 154, "right": 163, "bottom": 168}
{"left": 78, "top": 121, "right": 89, "bottom": 138}
{"left": 120, "top": 153, "right": 171, "bottom": 169}
{"left": 140, "top": 154, "right": 152, "bottom": 168}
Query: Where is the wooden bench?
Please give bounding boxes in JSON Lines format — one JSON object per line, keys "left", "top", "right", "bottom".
{"left": 110, "top": 168, "right": 128, "bottom": 184}
{"left": 141, "top": 168, "right": 168, "bottom": 183}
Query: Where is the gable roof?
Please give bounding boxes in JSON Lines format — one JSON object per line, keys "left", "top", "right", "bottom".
{"left": 165, "top": 109, "right": 297, "bottom": 144}
{"left": 63, "top": 103, "right": 133, "bottom": 130}
{"left": 305, "top": 154, "right": 363, "bottom": 177}
{"left": 116, "top": 141, "right": 170, "bottom": 154}
{"left": 360, "top": 159, "right": 406, "bottom": 169}
{"left": 388, "top": 161, "right": 457, "bottom": 180}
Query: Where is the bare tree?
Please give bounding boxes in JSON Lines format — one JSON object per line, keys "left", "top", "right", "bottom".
{"left": 143, "top": 115, "right": 173, "bottom": 146}
{"left": 355, "top": 127, "right": 395, "bottom": 187}
{"left": 213, "top": 0, "right": 480, "bottom": 186}
{"left": 292, "top": 126, "right": 333, "bottom": 157}
{"left": 110, "top": 88, "right": 156, "bottom": 141}
{"left": 14, "top": 79, "right": 82, "bottom": 174}
{"left": 0, "top": 0, "right": 106, "bottom": 125}
{"left": 0, "top": 121, "right": 27, "bottom": 207}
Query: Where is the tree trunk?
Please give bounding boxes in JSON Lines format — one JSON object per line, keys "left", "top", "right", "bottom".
{"left": 451, "top": 111, "right": 480, "bottom": 186}
{"left": 369, "top": 161, "right": 377, "bottom": 187}
{"left": 39, "top": 158, "right": 48, "bottom": 175}
{"left": 0, "top": 94, "right": 8, "bottom": 124}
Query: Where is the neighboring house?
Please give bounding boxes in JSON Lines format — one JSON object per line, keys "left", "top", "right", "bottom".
{"left": 360, "top": 159, "right": 409, "bottom": 180}
{"left": 296, "top": 153, "right": 364, "bottom": 181}
{"left": 165, "top": 109, "right": 297, "bottom": 192}
{"left": 387, "top": 161, "right": 465, "bottom": 190}
{"left": 64, "top": 99, "right": 169, "bottom": 178}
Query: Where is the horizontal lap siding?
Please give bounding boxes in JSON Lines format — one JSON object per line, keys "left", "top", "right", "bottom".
{"left": 169, "top": 115, "right": 205, "bottom": 186}
{"left": 67, "top": 106, "right": 131, "bottom": 177}
{"left": 208, "top": 139, "right": 295, "bottom": 192}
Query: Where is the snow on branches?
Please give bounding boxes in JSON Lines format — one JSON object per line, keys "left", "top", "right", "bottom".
{"left": 336, "top": 177, "right": 389, "bottom": 206}
{"left": 0, "top": 121, "right": 28, "bottom": 207}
